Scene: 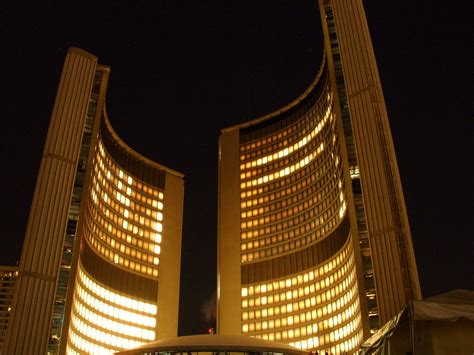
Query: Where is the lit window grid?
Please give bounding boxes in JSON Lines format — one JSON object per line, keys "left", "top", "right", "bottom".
{"left": 287, "top": 315, "right": 363, "bottom": 352}
{"left": 238, "top": 118, "right": 344, "bottom": 262}
{"left": 91, "top": 162, "right": 163, "bottom": 235}
{"left": 240, "top": 201, "right": 344, "bottom": 263}
{"left": 240, "top": 244, "right": 361, "bottom": 349}
{"left": 239, "top": 173, "right": 344, "bottom": 239}
{"left": 241, "top": 242, "right": 353, "bottom": 307}
{"left": 241, "top": 142, "right": 326, "bottom": 189}
{"left": 239, "top": 139, "right": 343, "bottom": 231}
{"left": 240, "top": 186, "right": 339, "bottom": 234}
{"left": 88, "top": 193, "right": 162, "bottom": 259}
{"left": 88, "top": 144, "right": 164, "bottom": 277}
{"left": 67, "top": 265, "right": 157, "bottom": 353}
{"left": 85, "top": 201, "right": 160, "bottom": 277}
{"left": 239, "top": 89, "right": 332, "bottom": 155}
{"left": 72, "top": 298, "right": 155, "bottom": 341}
{"left": 97, "top": 141, "right": 164, "bottom": 202}
{"left": 241, "top": 280, "right": 361, "bottom": 348}
{"left": 93, "top": 153, "right": 164, "bottom": 214}
{"left": 239, "top": 149, "right": 337, "bottom": 203}
{"left": 243, "top": 309, "right": 359, "bottom": 347}
{"left": 74, "top": 280, "right": 155, "bottom": 328}
{"left": 239, "top": 125, "right": 340, "bottom": 201}
{"left": 239, "top": 165, "right": 346, "bottom": 262}
{"left": 85, "top": 222, "right": 159, "bottom": 278}
{"left": 78, "top": 266, "right": 157, "bottom": 316}
{"left": 240, "top": 156, "right": 341, "bottom": 220}
{"left": 239, "top": 154, "right": 343, "bottom": 238}
{"left": 69, "top": 316, "right": 144, "bottom": 352}
{"left": 67, "top": 328, "right": 116, "bottom": 354}
{"left": 90, "top": 174, "right": 163, "bottom": 243}
{"left": 93, "top": 155, "right": 164, "bottom": 242}
{"left": 239, "top": 101, "right": 333, "bottom": 171}
{"left": 92, "top": 166, "right": 163, "bottom": 221}
{"left": 240, "top": 263, "right": 357, "bottom": 329}
{"left": 248, "top": 313, "right": 362, "bottom": 352}
{"left": 239, "top": 114, "right": 334, "bottom": 183}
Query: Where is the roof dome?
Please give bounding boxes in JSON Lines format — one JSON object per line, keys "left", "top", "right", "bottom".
{"left": 116, "top": 334, "right": 308, "bottom": 354}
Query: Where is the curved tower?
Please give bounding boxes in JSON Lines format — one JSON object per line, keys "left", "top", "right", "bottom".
{"left": 217, "top": 0, "right": 420, "bottom": 353}
{"left": 4, "top": 48, "right": 184, "bottom": 354}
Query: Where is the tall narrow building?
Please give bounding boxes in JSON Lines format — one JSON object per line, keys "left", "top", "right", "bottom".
{"left": 3, "top": 48, "right": 184, "bottom": 354}
{"left": 217, "top": 1, "right": 421, "bottom": 353}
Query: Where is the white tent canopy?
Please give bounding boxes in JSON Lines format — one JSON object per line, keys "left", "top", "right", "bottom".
{"left": 361, "top": 289, "right": 474, "bottom": 354}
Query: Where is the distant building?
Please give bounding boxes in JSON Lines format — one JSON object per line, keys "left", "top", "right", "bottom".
{"left": 3, "top": 48, "right": 184, "bottom": 354}
{"left": 217, "top": 0, "right": 421, "bottom": 353}
{"left": 0, "top": 266, "right": 18, "bottom": 352}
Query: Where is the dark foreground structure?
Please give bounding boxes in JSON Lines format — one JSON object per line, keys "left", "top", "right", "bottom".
{"left": 3, "top": 48, "right": 184, "bottom": 354}
{"left": 217, "top": 0, "right": 421, "bottom": 352}
{"left": 116, "top": 334, "right": 308, "bottom": 355}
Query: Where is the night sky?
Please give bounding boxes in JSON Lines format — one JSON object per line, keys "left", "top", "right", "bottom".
{"left": 0, "top": 1, "right": 472, "bottom": 336}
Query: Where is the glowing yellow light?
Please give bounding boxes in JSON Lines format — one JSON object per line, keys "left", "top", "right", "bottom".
{"left": 240, "top": 104, "right": 332, "bottom": 171}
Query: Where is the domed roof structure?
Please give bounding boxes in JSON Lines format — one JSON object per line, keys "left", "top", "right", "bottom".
{"left": 116, "top": 334, "right": 308, "bottom": 354}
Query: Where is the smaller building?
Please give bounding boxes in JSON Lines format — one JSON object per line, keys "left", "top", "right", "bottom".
{"left": 0, "top": 266, "right": 18, "bottom": 352}
{"left": 116, "top": 334, "right": 308, "bottom": 355}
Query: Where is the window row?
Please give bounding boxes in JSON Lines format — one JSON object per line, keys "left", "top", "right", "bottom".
{"left": 241, "top": 143, "right": 325, "bottom": 190}
{"left": 240, "top": 166, "right": 341, "bottom": 220}
{"left": 77, "top": 266, "right": 157, "bottom": 317}
{"left": 240, "top": 177, "right": 342, "bottom": 233}
{"left": 240, "top": 107, "right": 333, "bottom": 172}
{"left": 242, "top": 253, "right": 354, "bottom": 311}
{"left": 94, "top": 155, "right": 163, "bottom": 212}
{"left": 242, "top": 295, "right": 359, "bottom": 336}
{"left": 240, "top": 128, "right": 331, "bottom": 182}
{"left": 240, "top": 137, "right": 341, "bottom": 200}
{"left": 86, "top": 218, "right": 159, "bottom": 278}
{"left": 242, "top": 239, "right": 351, "bottom": 294}
{"left": 91, "top": 171, "right": 163, "bottom": 229}
{"left": 91, "top": 186, "right": 162, "bottom": 242}
{"left": 287, "top": 320, "right": 362, "bottom": 352}
{"left": 97, "top": 141, "right": 163, "bottom": 200}
{"left": 239, "top": 91, "right": 332, "bottom": 155}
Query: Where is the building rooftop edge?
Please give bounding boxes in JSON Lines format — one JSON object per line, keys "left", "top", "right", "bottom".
{"left": 67, "top": 47, "right": 98, "bottom": 61}
{"left": 102, "top": 108, "right": 185, "bottom": 179}
{"left": 221, "top": 51, "right": 326, "bottom": 134}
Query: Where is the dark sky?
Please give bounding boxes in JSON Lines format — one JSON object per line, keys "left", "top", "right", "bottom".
{"left": 0, "top": 0, "right": 472, "bottom": 336}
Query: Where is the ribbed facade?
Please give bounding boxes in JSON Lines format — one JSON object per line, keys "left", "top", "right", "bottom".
{"left": 4, "top": 48, "right": 184, "bottom": 354}
{"left": 217, "top": 1, "right": 420, "bottom": 353}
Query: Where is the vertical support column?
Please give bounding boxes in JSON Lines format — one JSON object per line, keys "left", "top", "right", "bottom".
{"left": 217, "top": 129, "right": 242, "bottom": 335}
{"left": 4, "top": 48, "right": 97, "bottom": 354}
{"left": 157, "top": 172, "right": 184, "bottom": 339}
{"left": 323, "top": 0, "right": 421, "bottom": 326}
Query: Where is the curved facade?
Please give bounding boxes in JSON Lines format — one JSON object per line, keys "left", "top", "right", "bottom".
{"left": 218, "top": 0, "right": 420, "bottom": 353}
{"left": 218, "top": 60, "right": 363, "bottom": 354}
{"left": 4, "top": 48, "right": 184, "bottom": 354}
{"left": 66, "top": 114, "right": 183, "bottom": 354}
